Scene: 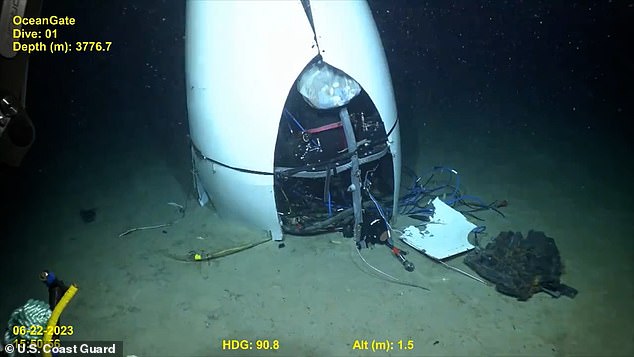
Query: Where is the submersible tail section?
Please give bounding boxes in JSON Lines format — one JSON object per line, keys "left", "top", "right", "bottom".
{"left": 186, "top": 0, "right": 400, "bottom": 241}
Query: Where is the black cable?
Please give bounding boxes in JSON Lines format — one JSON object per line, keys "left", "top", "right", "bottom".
{"left": 323, "top": 164, "right": 333, "bottom": 208}
{"left": 192, "top": 144, "right": 274, "bottom": 176}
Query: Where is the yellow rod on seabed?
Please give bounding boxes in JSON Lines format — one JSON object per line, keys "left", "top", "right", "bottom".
{"left": 42, "top": 284, "right": 78, "bottom": 357}
{"left": 170, "top": 238, "right": 271, "bottom": 262}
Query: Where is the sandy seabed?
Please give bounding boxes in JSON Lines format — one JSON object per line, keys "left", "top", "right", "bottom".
{"left": 2, "top": 113, "right": 632, "bottom": 357}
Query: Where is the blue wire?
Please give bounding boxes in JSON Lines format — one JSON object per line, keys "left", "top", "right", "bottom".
{"left": 284, "top": 108, "right": 320, "bottom": 147}
{"left": 284, "top": 108, "right": 305, "bottom": 131}
{"left": 472, "top": 226, "right": 486, "bottom": 234}
{"left": 367, "top": 189, "right": 392, "bottom": 230}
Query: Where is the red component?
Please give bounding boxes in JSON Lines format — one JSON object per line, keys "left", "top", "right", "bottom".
{"left": 305, "top": 121, "right": 343, "bottom": 134}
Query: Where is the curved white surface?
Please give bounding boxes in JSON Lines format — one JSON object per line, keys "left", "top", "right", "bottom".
{"left": 185, "top": 0, "right": 401, "bottom": 239}
{"left": 186, "top": 1, "right": 317, "bottom": 239}
{"left": 186, "top": 1, "right": 317, "bottom": 171}
{"left": 310, "top": 1, "right": 401, "bottom": 217}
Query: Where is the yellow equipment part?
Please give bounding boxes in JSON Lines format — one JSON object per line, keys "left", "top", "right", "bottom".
{"left": 42, "top": 284, "right": 78, "bottom": 357}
